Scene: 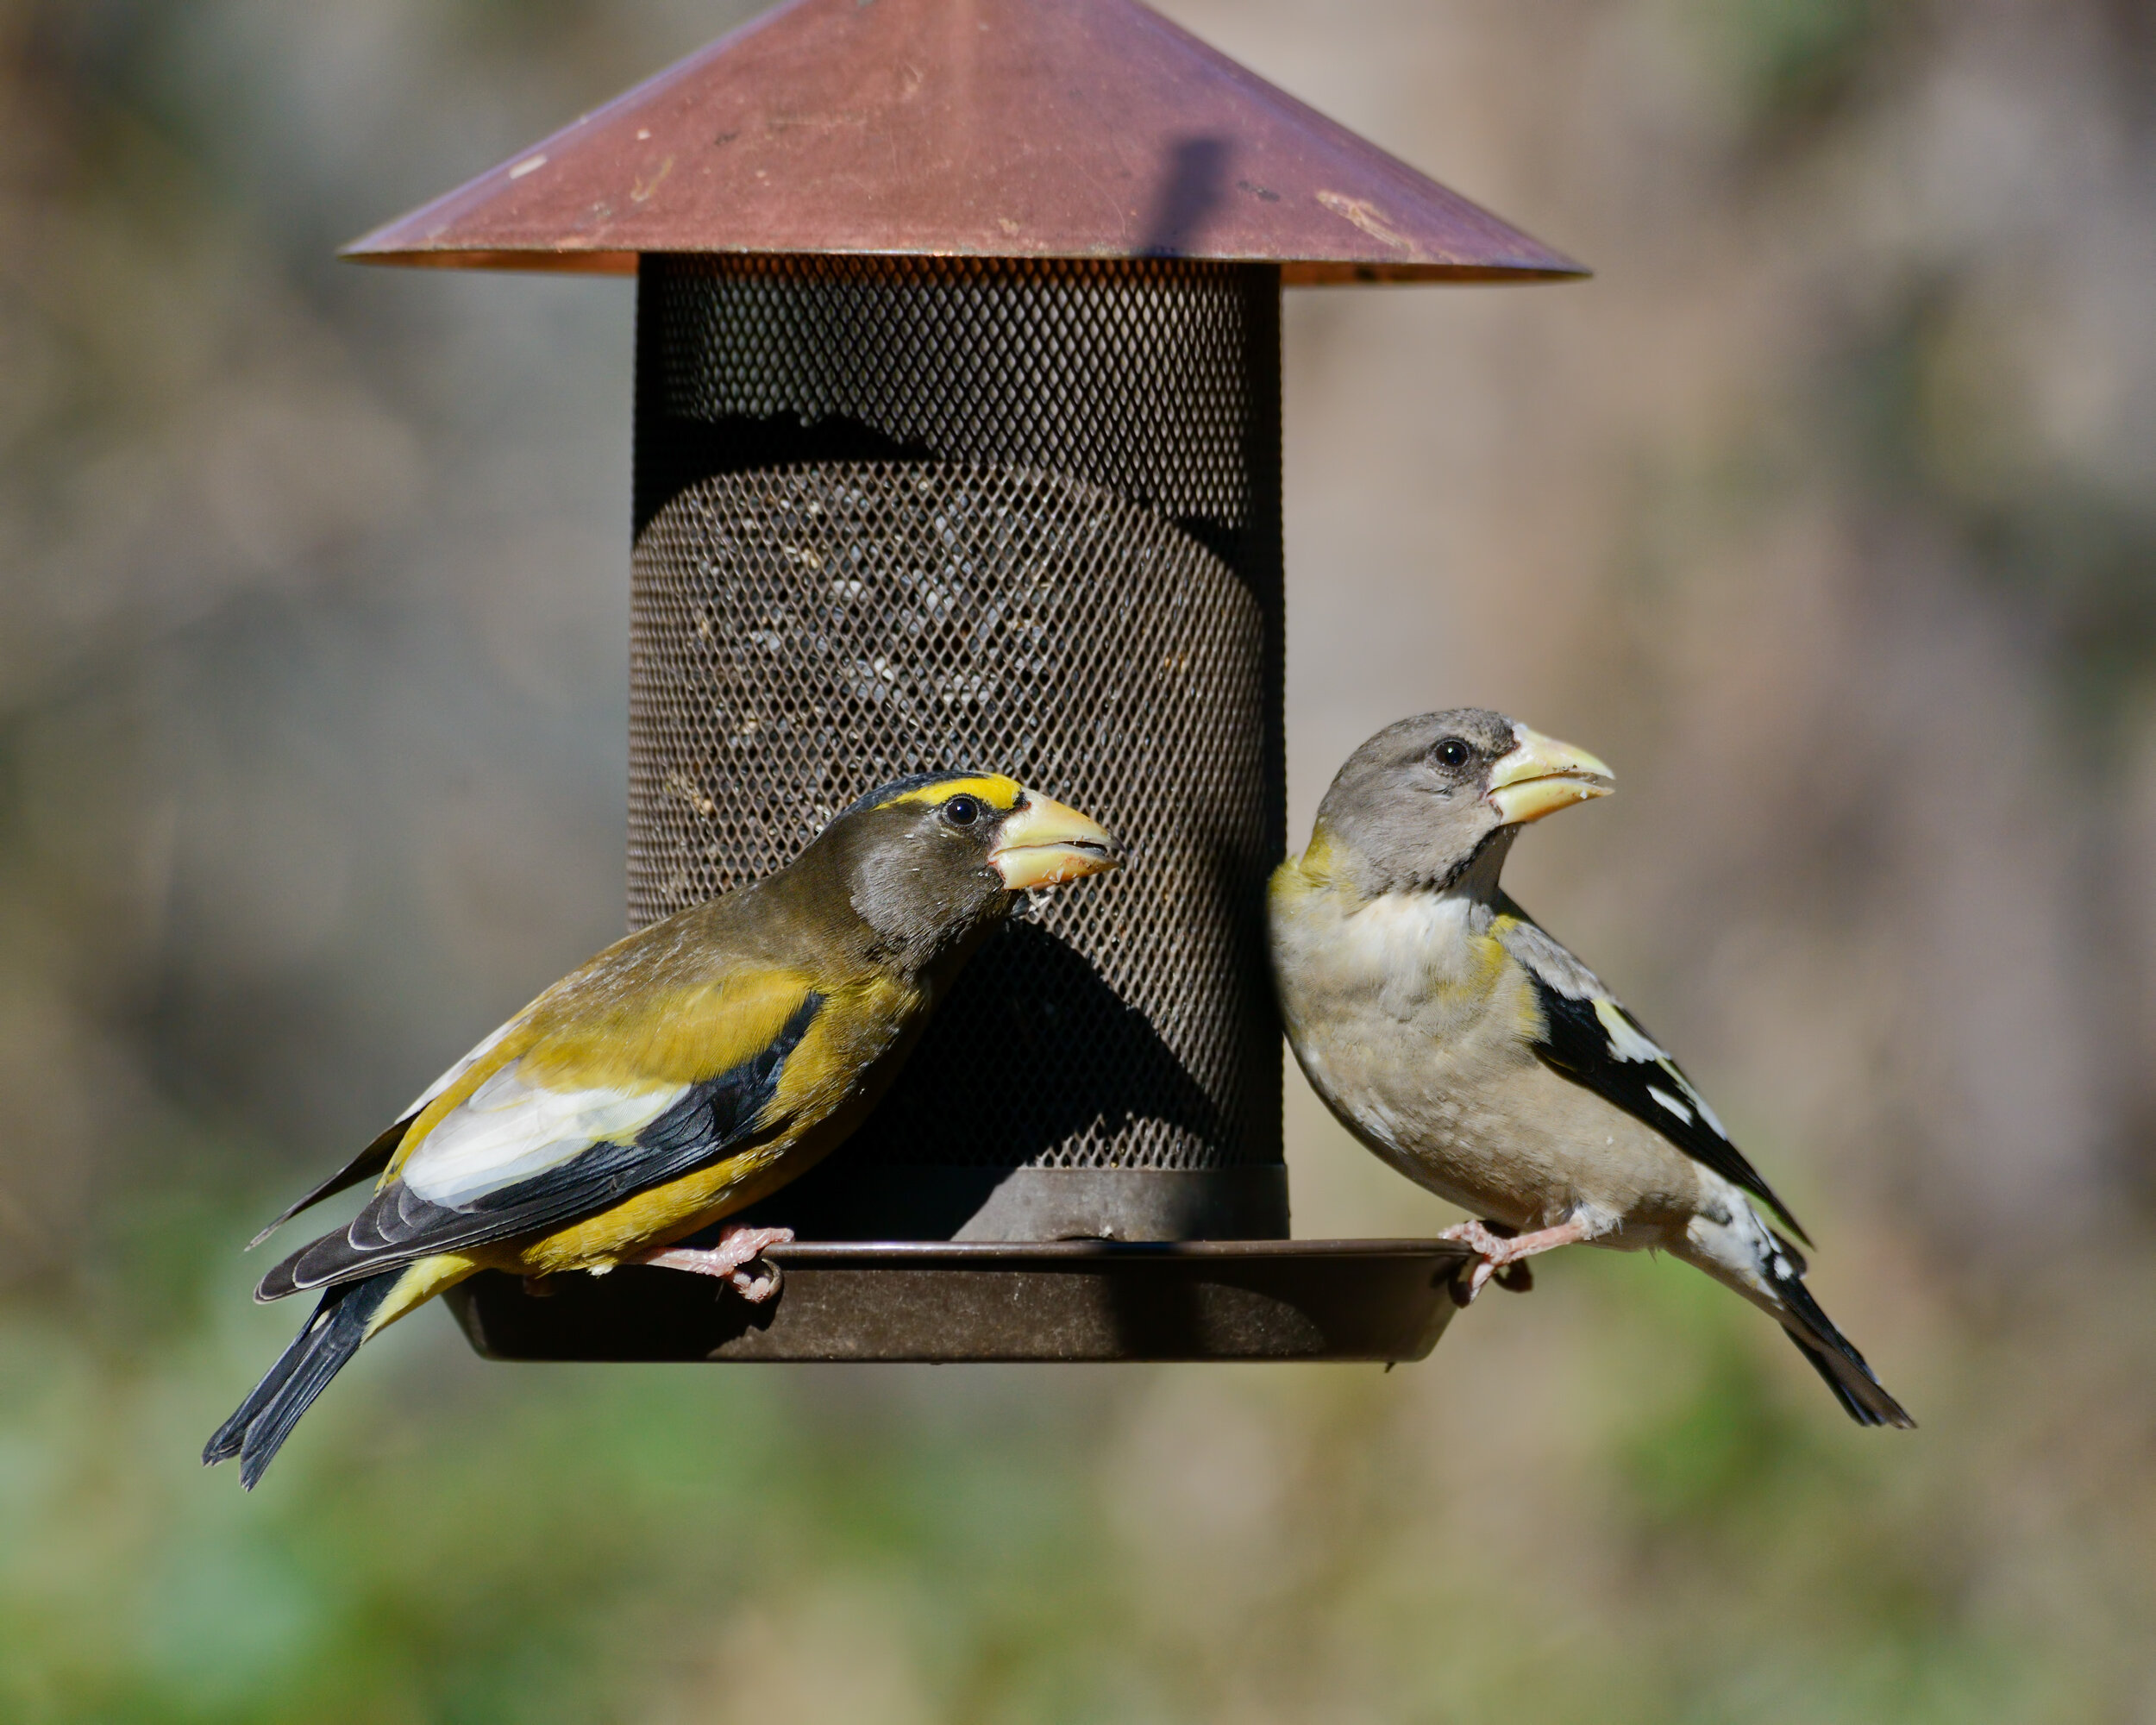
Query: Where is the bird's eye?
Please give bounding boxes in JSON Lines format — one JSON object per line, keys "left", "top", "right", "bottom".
{"left": 1432, "top": 737, "right": 1472, "bottom": 769}
{"left": 944, "top": 795, "right": 981, "bottom": 827}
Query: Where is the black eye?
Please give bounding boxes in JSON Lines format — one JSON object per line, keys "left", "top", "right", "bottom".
{"left": 944, "top": 795, "right": 981, "bottom": 827}
{"left": 1432, "top": 737, "right": 1472, "bottom": 769}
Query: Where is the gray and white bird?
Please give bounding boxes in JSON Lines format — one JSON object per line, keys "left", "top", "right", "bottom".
{"left": 1269, "top": 710, "right": 1911, "bottom": 1427}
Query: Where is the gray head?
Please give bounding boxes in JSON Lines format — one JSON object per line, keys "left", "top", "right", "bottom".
{"left": 1308, "top": 709, "right": 1614, "bottom": 898}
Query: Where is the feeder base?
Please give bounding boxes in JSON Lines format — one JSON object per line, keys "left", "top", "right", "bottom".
{"left": 445, "top": 1239, "right": 1473, "bottom": 1364}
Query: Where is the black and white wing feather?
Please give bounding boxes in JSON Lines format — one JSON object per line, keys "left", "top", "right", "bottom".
{"left": 246, "top": 1011, "right": 531, "bottom": 1248}
{"left": 253, "top": 994, "right": 822, "bottom": 1302}
{"left": 1494, "top": 898, "right": 1809, "bottom": 1245}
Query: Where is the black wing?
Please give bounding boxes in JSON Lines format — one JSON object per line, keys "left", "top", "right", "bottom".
{"left": 1495, "top": 902, "right": 1809, "bottom": 1245}
{"left": 247, "top": 1117, "right": 411, "bottom": 1249}
{"left": 247, "top": 1012, "right": 533, "bottom": 1247}
{"left": 254, "top": 994, "right": 822, "bottom": 1301}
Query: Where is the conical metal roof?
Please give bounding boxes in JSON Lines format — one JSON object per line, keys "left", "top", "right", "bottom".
{"left": 343, "top": 0, "right": 1583, "bottom": 284}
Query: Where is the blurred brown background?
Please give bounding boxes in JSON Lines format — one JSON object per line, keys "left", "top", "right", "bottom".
{"left": 4, "top": 0, "right": 2154, "bottom": 1718}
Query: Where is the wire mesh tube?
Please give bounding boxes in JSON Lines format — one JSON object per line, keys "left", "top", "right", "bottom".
{"left": 630, "top": 255, "right": 1285, "bottom": 1239}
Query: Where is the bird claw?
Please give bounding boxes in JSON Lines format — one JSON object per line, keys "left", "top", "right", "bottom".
{"left": 1443, "top": 1219, "right": 1501, "bottom": 1305}
{"left": 1446, "top": 1259, "right": 1500, "bottom": 1307}
{"left": 1449, "top": 1261, "right": 1532, "bottom": 1304}
{"left": 1441, "top": 1219, "right": 1543, "bottom": 1305}
{"left": 725, "top": 1258, "right": 783, "bottom": 1302}
{"left": 633, "top": 1225, "right": 795, "bottom": 1303}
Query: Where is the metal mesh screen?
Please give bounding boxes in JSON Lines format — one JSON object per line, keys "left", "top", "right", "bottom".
{"left": 630, "top": 254, "right": 1282, "bottom": 1184}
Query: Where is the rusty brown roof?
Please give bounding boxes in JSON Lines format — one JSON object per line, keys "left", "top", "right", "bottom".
{"left": 342, "top": 0, "right": 1583, "bottom": 284}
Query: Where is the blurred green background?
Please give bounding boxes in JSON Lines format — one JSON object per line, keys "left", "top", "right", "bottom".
{"left": 5, "top": 0, "right": 2155, "bottom": 1718}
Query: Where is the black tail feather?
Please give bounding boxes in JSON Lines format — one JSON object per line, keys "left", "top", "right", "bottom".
{"left": 1772, "top": 1270, "right": 1915, "bottom": 1429}
{"left": 1790, "top": 1331, "right": 1894, "bottom": 1427}
{"left": 204, "top": 1270, "right": 400, "bottom": 1487}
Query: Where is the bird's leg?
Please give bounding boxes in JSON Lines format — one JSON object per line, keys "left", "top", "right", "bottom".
{"left": 1441, "top": 1217, "right": 1589, "bottom": 1306}
{"left": 631, "top": 1224, "right": 796, "bottom": 1302}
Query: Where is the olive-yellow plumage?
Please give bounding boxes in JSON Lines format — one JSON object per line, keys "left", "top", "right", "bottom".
{"left": 206, "top": 772, "right": 1119, "bottom": 1487}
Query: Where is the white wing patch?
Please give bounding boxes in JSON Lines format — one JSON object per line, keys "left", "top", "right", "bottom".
{"left": 1665, "top": 1069, "right": 1729, "bottom": 1138}
{"left": 1590, "top": 1000, "right": 1728, "bottom": 1137}
{"left": 1592, "top": 997, "right": 1666, "bottom": 1063}
{"left": 400, "top": 1061, "right": 688, "bottom": 1208}
{"left": 401, "top": 1013, "right": 525, "bottom": 1120}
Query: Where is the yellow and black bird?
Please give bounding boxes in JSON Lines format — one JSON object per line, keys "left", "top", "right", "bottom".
{"left": 208, "top": 774, "right": 1119, "bottom": 1486}
{"left": 1269, "top": 711, "right": 1911, "bottom": 1427}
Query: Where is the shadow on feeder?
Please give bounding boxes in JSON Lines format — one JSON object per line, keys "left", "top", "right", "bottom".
{"left": 1138, "top": 135, "right": 1233, "bottom": 259}
{"left": 724, "top": 920, "right": 1226, "bottom": 1243}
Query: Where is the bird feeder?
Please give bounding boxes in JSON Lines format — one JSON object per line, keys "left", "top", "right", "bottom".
{"left": 347, "top": 0, "right": 1583, "bottom": 1363}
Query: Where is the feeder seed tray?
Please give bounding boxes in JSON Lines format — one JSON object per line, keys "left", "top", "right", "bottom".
{"left": 447, "top": 1239, "right": 1475, "bottom": 1364}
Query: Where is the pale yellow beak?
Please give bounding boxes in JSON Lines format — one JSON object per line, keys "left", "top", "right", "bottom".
{"left": 989, "top": 791, "right": 1122, "bottom": 890}
{"left": 1485, "top": 724, "right": 1615, "bottom": 826}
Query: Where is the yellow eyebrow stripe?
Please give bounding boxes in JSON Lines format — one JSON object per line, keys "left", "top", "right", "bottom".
{"left": 877, "top": 775, "right": 1024, "bottom": 811}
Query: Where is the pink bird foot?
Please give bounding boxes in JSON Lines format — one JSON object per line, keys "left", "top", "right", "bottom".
{"left": 633, "top": 1224, "right": 796, "bottom": 1302}
{"left": 1442, "top": 1217, "right": 1589, "bottom": 1306}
